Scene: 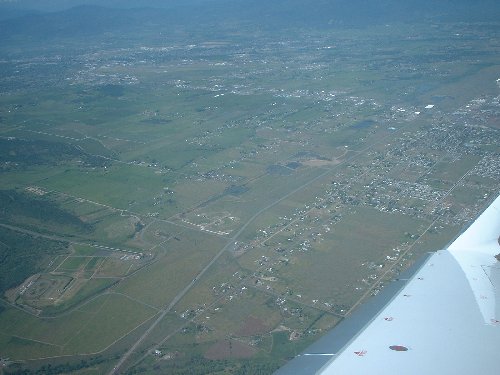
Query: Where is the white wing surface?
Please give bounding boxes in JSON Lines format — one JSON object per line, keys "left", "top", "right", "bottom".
{"left": 275, "top": 195, "right": 500, "bottom": 375}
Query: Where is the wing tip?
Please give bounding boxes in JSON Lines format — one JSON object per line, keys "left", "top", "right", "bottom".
{"left": 447, "top": 194, "right": 500, "bottom": 256}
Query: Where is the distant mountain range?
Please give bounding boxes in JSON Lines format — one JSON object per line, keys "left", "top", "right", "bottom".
{"left": 1, "top": 0, "right": 499, "bottom": 41}
{"left": 0, "top": 0, "right": 217, "bottom": 12}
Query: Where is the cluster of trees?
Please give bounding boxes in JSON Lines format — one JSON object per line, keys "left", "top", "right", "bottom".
{"left": 0, "top": 189, "right": 92, "bottom": 233}
{"left": 5, "top": 356, "right": 105, "bottom": 375}
{"left": 234, "top": 360, "right": 281, "bottom": 375}
{"left": 129, "top": 355, "right": 229, "bottom": 375}
{"left": 0, "top": 227, "right": 67, "bottom": 294}
{"left": 0, "top": 138, "right": 108, "bottom": 169}
{"left": 129, "top": 355, "right": 281, "bottom": 375}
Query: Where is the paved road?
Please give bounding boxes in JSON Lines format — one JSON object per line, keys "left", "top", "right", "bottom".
{"left": 107, "top": 117, "right": 428, "bottom": 374}
{"left": 0, "top": 222, "right": 139, "bottom": 254}
{"left": 108, "top": 141, "right": 387, "bottom": 374}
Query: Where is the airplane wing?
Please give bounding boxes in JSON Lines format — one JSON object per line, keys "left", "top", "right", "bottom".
{"left": 275, "top": 194, "right": 500, "bottom": 375}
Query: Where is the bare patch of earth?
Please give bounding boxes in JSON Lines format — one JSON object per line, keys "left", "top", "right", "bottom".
{"left": 235, "top": 316, "right": 270, "bottom": 337}
{"left": 204, "top": 339, "right": 257, "bottom": 360}
{"left": 302, "top": 159, "right": 341, "bottom": 167}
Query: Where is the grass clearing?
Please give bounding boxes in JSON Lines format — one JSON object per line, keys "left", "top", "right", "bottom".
{"left": 194, "top": 288, "right": 282, "bottom": 343}
{"left": 115, "top": 229, "right": 226, "bottom": 308}
{"left": 175, "top": 252, "right": 244, "bottom": 313}
{"left": 58, "top": 256, "right": 91, "bottom": 271}
{"left": 62, "top": 293, "right": 157, "bottom": 354}
{"left": 94, "top": 258, "right": 133, "bottom": 278}
{"left": 38, "top": 164, "right": 167, "bottom": 212}
{"left": 274, "top": 207, "right": 427, "bottom": 306}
